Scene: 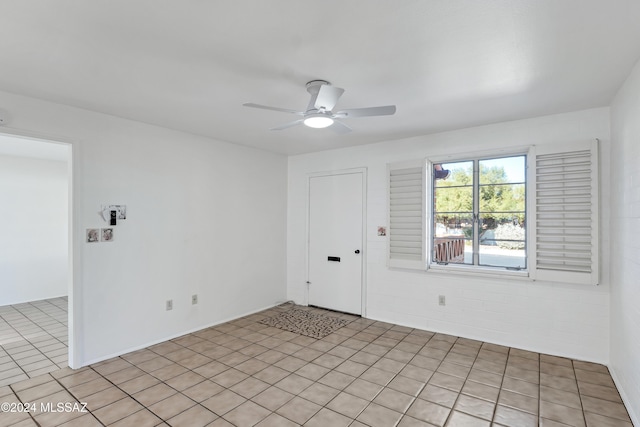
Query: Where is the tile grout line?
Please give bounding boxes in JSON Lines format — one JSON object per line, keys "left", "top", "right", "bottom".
{"left": 573, "top": 359, "right": 588, "bottom": 427}
{"left": 250, "top": 317, "right": 378, "bottom": 425}
{"left": 89, "top": 360, "right": 205, "bottom": 425}
{"left": 103, "top": 323, "right": 327, "bottom": 425}
{"left": 0, "top": 299, "right": 69, "bottom": 379}
{"left": 0, "top": 306, "right": 35, "bottom": 348}
{"left": 9, "top": 373, "right": 53, "bottom": 427}
{"left": 340, "top": 321, "right": 413, "bottom": 426}
{"left": 401, "top": 335, "right": 458, "bottom": 427}
{"left": 0, "top": 341, "right": 31, "bottom": 382}
{"left": 235, "top": 315, "right": 388, "bottom": 425}
{"left": 493, "top": 346, "right": 511, "bottom": 426}
{"left": 537, "top": 349, "right": 541, "bottom": 425}
{"left": 334, "top": 325, "right": 429, "bottom": 427}
{"left": 16, "top": 300, "right": 68, "bottom": 344}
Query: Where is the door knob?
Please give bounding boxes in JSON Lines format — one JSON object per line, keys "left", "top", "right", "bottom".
{"left": 355, "top": 249, "right": 360, "bottom": 254}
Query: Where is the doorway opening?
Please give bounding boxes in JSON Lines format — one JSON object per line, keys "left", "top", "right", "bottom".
{"left": 0, "top": 132, "right": 73, "bottom": 386}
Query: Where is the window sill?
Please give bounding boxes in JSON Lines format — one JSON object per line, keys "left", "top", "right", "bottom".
{"left": 427, "top": 263, "right": 531, "bottom": 281}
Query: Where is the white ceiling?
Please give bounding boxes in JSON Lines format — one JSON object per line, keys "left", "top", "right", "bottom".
{"left": 0, "top": 1, "right": 639, "bottom": 155}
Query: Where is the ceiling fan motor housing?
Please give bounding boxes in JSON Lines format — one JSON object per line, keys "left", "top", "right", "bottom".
{"left": 305, "top": 80, "right": 331, "bottom": 112}
{"left": 305, "top": 80, "right": 331, "bottom": 93}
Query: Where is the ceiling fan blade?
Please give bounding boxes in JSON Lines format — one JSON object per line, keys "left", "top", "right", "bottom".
{"left": 243, "top": 103, "right": 304, "bottom": 115}
{"left": 270, "top": 119, "right": 304, "bottom": 131}
{"left": 329, "top": 120, "right": 352, "bottom": 134}
{"left": 334, "top": 105, "right": 396, "bottom": 118}
{"left": 314, "top": 85, "right": 345, "bottom": 111}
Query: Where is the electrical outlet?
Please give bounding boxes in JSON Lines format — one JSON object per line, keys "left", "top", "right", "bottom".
{"left": 192, "top": 294, "right": 198, "bottom": 305}
{"left": 166, "top": 300, "right": 173, "bottom": 311}
{"left": 438, "top": 295, "right": 446, "bottom": 306}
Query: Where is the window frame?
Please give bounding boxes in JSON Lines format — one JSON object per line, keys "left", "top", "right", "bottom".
{"left": 425, "top": 147, "right": 531, "bottom": 277}
{"left": 388, "top": 140, "right": 598, "bottom": 285}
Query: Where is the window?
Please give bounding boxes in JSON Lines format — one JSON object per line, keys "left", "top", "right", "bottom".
{"left": 387, "top": 139, "right": 599, "bottom": 285}
{"left": 431, "top": 155, "right": 527, "bottom": 270}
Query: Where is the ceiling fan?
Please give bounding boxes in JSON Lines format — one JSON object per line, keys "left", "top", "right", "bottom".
{"left": 243, "top": 80, "right": 396, "bottom": 134}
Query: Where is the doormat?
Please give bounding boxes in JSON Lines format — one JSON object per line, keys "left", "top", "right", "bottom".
{"left": 259, "top": 306, "right": 350, "bottom": 339}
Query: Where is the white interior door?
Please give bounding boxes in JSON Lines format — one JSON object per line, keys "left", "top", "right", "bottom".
{"left": 308, "top": 172, "right": 363, "bottom": 315}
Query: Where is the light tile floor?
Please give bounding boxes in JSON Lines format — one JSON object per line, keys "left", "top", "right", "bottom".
{"left": 0, "top": 303, "right": 633, "bottom": 426}
{"left": 0, "top": 298, "right": 68, "bottom": 386}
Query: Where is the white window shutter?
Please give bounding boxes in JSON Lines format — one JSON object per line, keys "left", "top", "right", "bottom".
{"left": 388, "top": 161, "right": 425, "bottom": 269}
{"left": 530, "top": 140, "right": 599, "bottom": 285}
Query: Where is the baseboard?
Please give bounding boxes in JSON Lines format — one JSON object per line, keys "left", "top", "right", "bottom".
{"left": 609, "top": 364, "right": 639, "bottom": 427}
{"left": 0, "top": 293, "right": 68, "bottom": 307}
{"left": 364, "top": 311, "right": 609, "bottom": 363}
{"left": 80, "top": 301, "right": 284, "bottom": 367}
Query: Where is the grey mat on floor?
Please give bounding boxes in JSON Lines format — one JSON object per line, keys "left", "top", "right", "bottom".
{"left": 259, "top": 306, "right": 350, "bottom": 339}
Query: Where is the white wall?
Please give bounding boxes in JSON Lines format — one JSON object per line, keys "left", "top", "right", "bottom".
{"left": 288, "top": 108, "right": 611, "bottom": 363}
{"left": 0, "top": 154, "right": 68, "bottom": 305}
{"left": 609, "top": 58, "right": 640, "bottom": 425}
{"left": 0, "top": 90, "right": 287, "bottom": 366}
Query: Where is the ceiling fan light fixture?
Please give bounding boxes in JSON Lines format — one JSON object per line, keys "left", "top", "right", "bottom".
{"left": 244, "top": 80, "right": 395, "bottom": 134}
{"left": 304, "top": 114, "right": 334, "bottom": 129}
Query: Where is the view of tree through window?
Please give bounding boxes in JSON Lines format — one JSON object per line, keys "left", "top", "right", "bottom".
{"left": 432, "top": 155, "right": 526, "bottom": 269}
